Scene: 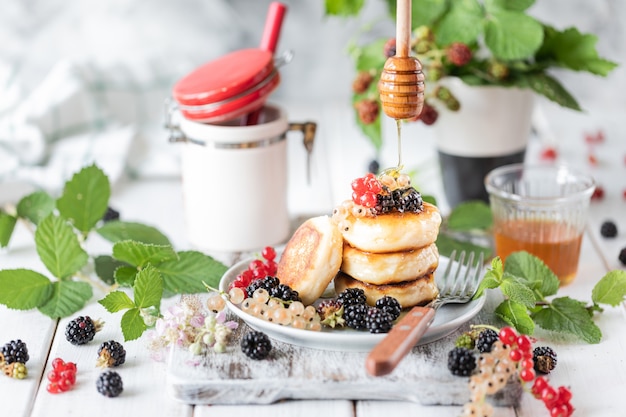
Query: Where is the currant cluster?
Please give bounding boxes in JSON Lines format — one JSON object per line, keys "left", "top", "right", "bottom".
{"left": 531, "top": 376, "right": 574, "bottom": 417}
{"left": 229, "top": 246, "right": 278, "bottom": 290}
{"left": 46, "top": 358, "right": 77, "bottom": 394}
{"left": 351, "top": 173, "right": 382, "bottom": 209}
{"left": 0, "top": 339, "right": 29, "bottom": 380}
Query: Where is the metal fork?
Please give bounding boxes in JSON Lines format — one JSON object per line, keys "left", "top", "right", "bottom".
{"left": 366, "top": 250, "right": 484, "bottom": 377}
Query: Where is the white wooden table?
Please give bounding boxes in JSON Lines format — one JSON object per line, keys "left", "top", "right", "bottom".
{"left": 1, "top": 101, "right": 625, "bottom": 417}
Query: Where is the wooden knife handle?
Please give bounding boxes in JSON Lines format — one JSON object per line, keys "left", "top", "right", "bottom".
{"left": 365, "top": 306, "right": 435, "bottom": 377}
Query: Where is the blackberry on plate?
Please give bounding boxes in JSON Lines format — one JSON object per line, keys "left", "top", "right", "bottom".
{"left": 375, "top": 296, "right": 402, "bottom": 321}
{"left": 533, "top": 346, "right": 557, "bottom": 374}
{"left": 476, "top": 329, "right": 499, "bottom": 353}
{"left": 0, "top": 339, "right": 29, "bottom": 365}
{"left": 96, "top": 371, "right": 124, "bottom": 397}
{"left": 96, "top": 340, "right": 126, "bottom": 368}
{"left": 343, "top": 304, "right": 369, "bottom": 330}
{"left": 600, "top": 220, "right": 618, "bottom": 238}
{"left": 337, "top": 288, "right": 367, "bottom": 307}
{"left": 447, "top": 347, "right": 476, "bottom": 376}
{"left": 65, "top": 316, "right": 103, "bottom": 345}
{"left": 269, "top": 283, "right": 301, "bottom": 303}
{"left": 365, "top": 308, "right": 394, "bottom": 333}
{"left": 246, "top": 276, "right": 279, "bottom": 298}
{"left": 241, "top": 331, "right": 272, "bottom": 360}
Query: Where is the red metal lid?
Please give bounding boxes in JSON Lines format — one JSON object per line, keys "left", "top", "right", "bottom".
{"left": 172, "top": 48, "right": 278, "bottom": 122}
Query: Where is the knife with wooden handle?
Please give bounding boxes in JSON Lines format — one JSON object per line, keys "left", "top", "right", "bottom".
{"left": 365, "top": 306, "right": 435, "bottom": 376}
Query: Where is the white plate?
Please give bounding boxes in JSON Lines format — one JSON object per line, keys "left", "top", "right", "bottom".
{"left": 219, "top": 256, "right": 486, "bottom": 352}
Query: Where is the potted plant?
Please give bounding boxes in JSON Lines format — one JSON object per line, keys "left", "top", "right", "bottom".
{"left": 326, "top": 0, "right": 617, "bottom": 207}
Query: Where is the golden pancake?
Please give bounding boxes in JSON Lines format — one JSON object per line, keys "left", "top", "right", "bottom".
{"left": 277, "top": 215, "right": 343, "bottom": 305}
{"left": 334, "top": 271, "right": 439, "bottom": 308}
{"left": 341, "top": 242, "right": 439, "bottom": 285}
{"left": 338, "top": 201, "right": 441, "bottom": 253}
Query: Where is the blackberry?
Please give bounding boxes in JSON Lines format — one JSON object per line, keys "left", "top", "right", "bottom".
{"left": 397, "top": 188, "right": 423, "bottom": 213}
{"left": 343, "top": 304, "right": 369, "bottom": 330}
{"left": 600, "top": 220, "right": 618, "bottom": 238}
{"left": 447, "top": 347, "right": 476, "bottom": 376}
{"left": 269, "top": 283, "right": 301, "bottom": 303}
{"left": 96, "top": 340, "right": 126, "bottom": 368}
{"left": 368, "top": 159, "right": 380, "bottom": 175}
{"left": 246, "top": 276, "right": 280, "bottom": 298}
{"left": 96, "top": 371, "right": 124, "bottom": 397}
{"left": 102, "top": 206, "right": 120, "bottom": 222}
{"left": 65, "top": 316, "right": 103, "bottom": 345}
{"left": 533, "top": 346, "right": 557, "bottom": 374}
{"left": 619, "top": 247, "right": 626, "bottom": 266}
{"left": 337, "top": 288, "right": 367, "bottom": 307}
{"left": 365, "top": 308, "right": 394, "bottom": 333}
{"left": 316, "top": 299, "right": 345, "bottom": 328}
{"left": 375, "top": 296, "right": 402, "bottom": 321}
{"left": 476, "top": 329, "right": 499, "bottom": 353}
{"left": 240, "top": 331, "right": 272, "bottom": 360}
{"left": 0, "top": 339, "right": 29, "bottom": 365}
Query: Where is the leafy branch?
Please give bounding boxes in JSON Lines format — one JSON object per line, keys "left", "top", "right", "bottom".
{"left": 0, "top": 164, "right": 227, "bottom": 341}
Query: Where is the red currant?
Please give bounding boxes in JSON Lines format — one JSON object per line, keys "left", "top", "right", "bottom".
{"left": 591, "top": 186, "right": 605, "bottom": 201}
{"left": 261, "top": 246, "right": 276, "bottom": 261}
{"left": 351, "top": 177, "right": 368, "bottom": 193}
{"left": 588, "top": 153, "right": 598, "bottom": 166}
{"left": 47, "top": 370, "right": 60, "bottom": 382}
{"left": 532, "top": 377, "right": 548, "bottom": 398}
{"left": 52, "top": 358, "right": 66, "bottom": 370}
{"left": 364, "top": 175, "right": 382, "bottom": 193}
{"left": 60, "top": 370, "right": 76, "bottom": 385}
{"left": 520, "top": 358, "right": 534, "bottom": 370}
{"left": 516, "top": 335, "right": 532, "bottom": 353}
{"left": 550, "top": 404, "right": 570, "bottom": 417}
{"left": 499, "top": 327, "right": 517, "bottom": 346}
{"left": 265, "top": 260, "right": 277, "bottom": 276}
{"left": 541, "top": 386, "right": 559, "bottom": 408}
{"left": 540, "top": 147, "right": 558, "bottom": 161}
{"left": 47, "top": 382, "right": 61, "bottom": 394}
{"left": 58, "top": 378, "right": 72, "bottom": 392}
{"left": 509, "top": 348, "right": 523, "bottom": 362}
{"left": 557, "top": 386, "right": 572, "bottom": 403}
{"left": 520, "top": 368, "right": 536, "bottom": 382}
{"left": 359, "top": 191, "right": 378, "bottom": 208}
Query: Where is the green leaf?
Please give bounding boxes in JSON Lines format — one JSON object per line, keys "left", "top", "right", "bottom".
{"left": 94, "top": 255, "right": 129, "bottom": 286}
{"left": 96, "top": 221, "right": 171, "bottom": 245}
{"left": 354, "top": 39, "right": 387, "bottom": 72}
{"left": 532, "top": 297, "right": 602, "bottom": 344}
{"left": 473, "top": 257, "right": 503, "bottom": 298}
{"left": 521, "top": 72, "right": 581, "bottom": 111}
{"left": 0, "top": 211, "right": 17, "bottom": 248}
{"left": 0, "top": 269, "right": 53, "bottom": 310}
{"left": 435, "top": 233, "right": 492, "bottom": 260}
{"left": 435, "top": 0, "right": 484, "bottom": 46}
{"left": 112, "top": 240, "right": 178, "bottom": 268}
{"left": 16, "top": 191, "right": 55, "bottom": 225}
{"left": 500, "top": 275, "right": 536, "bottom": 308}
{"left": 157, "top": 251, "right": 228, "bottom": 294}
{"left": 539, "top": 26, "right": 618, "bottom": 76}
{"left": 503, "top": 251, "right": 559, "bottom": 298}
{"left": 494, "top": 299, "right": 535, "bottom": 335}
{"left": 120, "top": 308, "right": 147, "bottom": 341}
{"left": 447, "top": 200, "right": 493, "bottom": 231}
{"left": 133, "top": 264, "right": 163, "bottom": 309}
{"left": 484, "top": 10, "right": 544, "bottom": 60}
{"left": 115, "top": 266, "right": 139, "bottom": 287}
{"left": 98, "top": 291, "right": 136, "bottom": 313}
{"left": 591, "top": 270, "right": 626, "bottom": 307}
{"left": 324, "top": 0, "right": 365, "bottom": 16}
{"left": 56, "top": 164, "right": 110, "bottom": 233}
{"left": 411, "top": 0, "right": 448, "bottom": 28}
{"left": 484, "top": 0, "right": 535, "bottom": 13}
{"left": 38, "top": 280, "right": 93, "bottom": 319}
{"left": 35, "top": 215, "right": 88, "bottom": 279}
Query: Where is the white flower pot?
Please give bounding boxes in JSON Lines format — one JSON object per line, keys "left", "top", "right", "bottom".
{"left": 433, "top": 78, "right": 535, "bottom": 207}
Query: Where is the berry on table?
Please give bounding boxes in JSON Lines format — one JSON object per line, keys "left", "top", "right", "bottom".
{"left": 0, "top": 339, "right": 29, "bottom": 365}
{"left": 540, "top": 146, "right": 558, "bottom": 161}
{"left": 96, "top": 371, "right": 124, "bottom": 397}
{"left": 47, "top": 358, "right": 77, "bottom": 394}
{"left": 3, "top": 362, "right": 28, "bottom": 379}
{"left": 619, "top": 247, "right": 626, "bottom": 266}
{"left": 447, "top": 347, "right": 476, "bottom": 376}
{"left": 240, "top": 331, "right": 272, "bottom": 360}
{"left": 96, "top": 340, "right": 126, "bottom": 368}
{"left": 600, "top": 220, "right": 618, "bottom": 238}
{"left": 533, "top": 346, "right": 558, "bottom": 374}
{"left": 65, "top": 316, "right": 103, "bottom": 345}
{"left": 475, "top": 329, "right": 499, "bottom": 353}
{"left": 591, "top": 186, "right": 605, "bottom": 201}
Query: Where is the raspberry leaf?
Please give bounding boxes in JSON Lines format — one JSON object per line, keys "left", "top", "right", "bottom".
{"left": 133, "top": 264, "right": 163, "bottom": 310}
{"left": 56, "top": 164, "right": 110, "bottom": 234}
{"left": 99, "top": 291, "right": 136, "bottom": 313}
{"left": 0, "top": 211, "right": 17, "bottom": 248}
{"left": 94, "top": 255, "right": 129, "bottom": 285}
{"left": 591, "top": 270, "right": 626, "bottom": 307}
{"left": 114, "top": 266, "right": 140, "bottom": 287}
{"left": 35, "top": 214, "right": 89, "bottom": 280}
{"left": 0, "top": 269, "right": 53, "bottom": 309}
{"left": 156, "top": 251, "right": 228, "bottom": 294}
{"left": 16, "top": 190, "right": 55, "bottom": 225}
{"left": 520, "top": 72, "right": 581, "bottom": 111}
{"left": 494, "top": 299, "right": 535, "bottom": 335}
{"left": 112, "top": 241, "right": 178, "bottom": 268}
{"left": 120, "top": 308, "right": 146, "bottom": 341}
{"left": 531, "top": 297, "right": 602, "bottom": 344}
{"left": 435, "top": 0, "right": 483, "bottom": 47}
{"left": 97, "top": 221, "right": 171, "bottom": 245}
{"left": 484, "top": 10, "right": 544, "bottom": 60}
{"left": 38, "top": 281, "right": 92, "bottom": 319}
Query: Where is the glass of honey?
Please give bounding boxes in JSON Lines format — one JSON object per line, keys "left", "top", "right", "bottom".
{"left": 485, "top": 164, "right": 595, "bottom": 285}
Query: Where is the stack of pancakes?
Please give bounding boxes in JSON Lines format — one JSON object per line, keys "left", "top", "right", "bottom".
{"left": 334, "top": 201, "right": 442, "bottom": 307}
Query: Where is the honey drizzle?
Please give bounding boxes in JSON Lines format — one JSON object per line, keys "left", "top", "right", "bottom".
{"left": 396, "top": 119, "right": 403, "bottom": 168}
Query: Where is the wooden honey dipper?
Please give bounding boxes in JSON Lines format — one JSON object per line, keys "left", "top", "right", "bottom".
{"left": 378, "top": 0, "right": 425, "bottom": 120}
